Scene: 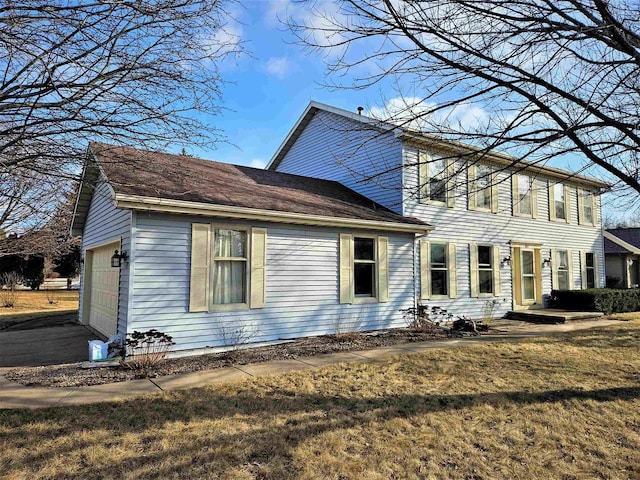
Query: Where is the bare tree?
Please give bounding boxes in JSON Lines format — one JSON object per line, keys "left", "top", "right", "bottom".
{"left": 0, "top": 0, "right": 242, "bottom": 232}
{"left": 286, "top": 0, "right": 640, "bottom": 198}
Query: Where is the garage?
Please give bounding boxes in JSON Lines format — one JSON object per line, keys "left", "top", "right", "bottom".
{"left": 86, "top": 242, "right": 120, "bottom": 337}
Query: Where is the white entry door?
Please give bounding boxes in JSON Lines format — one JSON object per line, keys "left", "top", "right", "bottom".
{"left": 88, "top": 243, "right": 120, "bottom": 337}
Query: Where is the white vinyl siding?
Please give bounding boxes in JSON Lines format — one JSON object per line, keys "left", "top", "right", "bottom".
{"left": 404, "top": 144, "right": 604, "bottom": 317}
{"left": 273, "top": 109, "right": 404, "bottom": 213}
{"left": 130, "top": 214, "right": 411, "bottom": 352}
{"left": 79, "top": 180, "right": 131, "bottom": 338}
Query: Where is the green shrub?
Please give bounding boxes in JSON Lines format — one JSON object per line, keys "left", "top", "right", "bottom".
{"left": 550, "top": 288, "right": 640, "bottom": 314}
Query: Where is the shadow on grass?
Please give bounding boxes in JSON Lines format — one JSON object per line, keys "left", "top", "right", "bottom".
{"left": 531, "top": 326, "right": 640, "bottom": 349}
{"left": 1, "top": 384, "right": 638, "bottom": 479}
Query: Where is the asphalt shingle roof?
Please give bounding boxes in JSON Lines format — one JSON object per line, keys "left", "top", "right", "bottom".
{"left": 89, "top": 142, "right": 428, "bottom": 228}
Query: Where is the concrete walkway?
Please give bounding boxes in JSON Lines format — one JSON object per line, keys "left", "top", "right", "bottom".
{"left": 0, "top": 318, "right": 622, "bottom": 410}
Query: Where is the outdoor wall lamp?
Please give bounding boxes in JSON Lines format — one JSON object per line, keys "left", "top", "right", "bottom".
{"left": 627, "top": 257, "right": 635, "bottom": 268}
{"left": 542, "top": 258, "right": 551, "bottom": 268}
{"left": 111, "top": 249, "right": 128, "bottom": 268}
{"left": 501, "top": 256, "right": 512, "bottom": 268}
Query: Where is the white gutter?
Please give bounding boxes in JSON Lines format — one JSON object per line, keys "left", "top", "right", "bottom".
{"left": 115, "top": 194, "right": 433, "bottom": 235}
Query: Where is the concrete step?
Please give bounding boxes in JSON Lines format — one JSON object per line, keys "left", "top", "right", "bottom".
{"left": 505, "top": 309, "right": 604, "bottom": 324}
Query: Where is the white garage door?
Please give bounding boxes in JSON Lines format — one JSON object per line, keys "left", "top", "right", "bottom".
{"left": 88, "top": 243, "right": 120, "bottom": 337}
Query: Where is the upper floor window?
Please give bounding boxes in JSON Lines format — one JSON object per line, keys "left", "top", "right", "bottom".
{"left": 517, "top": 174, "right": 532, "bottom": 216}
{"left": 429, "top": 158, "right": 448, "bottom": 203}
{"left": 578, "top": 189, "right": 596, "bottom": 225}
{"left": 354, "top": 237, "right": 376, "bottom": 297}
{"left": 469, "top": 163, "right": 498, "bottom": 213}
{"left": 553, "top": 184, "right": 566, "bottom": 220}
{"left": 512, "top": 174, "right": 538, "bottom": 218}
{"left": 418, "top": 150, "right": 455, "bottom": 207}
{"left": 549, "top": 182, "right": 571, "bottom": 222}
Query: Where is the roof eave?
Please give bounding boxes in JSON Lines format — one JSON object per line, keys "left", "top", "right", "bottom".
{"left": 604, "top": 230, "right": 640, "bottom": 254}
{"left": 114, "top": 193, "right": 432, "bottom": 235}
{"left": 399, "top": 132, "right": 611, "bottom": 190}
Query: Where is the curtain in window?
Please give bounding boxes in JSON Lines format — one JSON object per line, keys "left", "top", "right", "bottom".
{"left": 213, "top": 229, "right": 246, "bottom": 304}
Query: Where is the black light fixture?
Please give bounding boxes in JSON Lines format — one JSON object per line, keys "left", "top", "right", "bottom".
{"left": 111, "top": 249, "right": 128, "bottom": 268}
{"left": 542, "top": 257, "right": 551, "bottom": 268}
{"left": 501, "top": 256, "right": 512, "bottom": 268}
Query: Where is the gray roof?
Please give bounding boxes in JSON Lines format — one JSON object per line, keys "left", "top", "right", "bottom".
{"left": 605, "top": 228, "right": 640, "bottom": 254}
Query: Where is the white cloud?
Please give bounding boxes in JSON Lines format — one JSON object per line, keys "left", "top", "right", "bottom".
{"left": 249, "top": 158, "right": 266, "bottom": 169}
{"left": 368, "top": 96, "right": 491, "bottom": 133}
{"left": 265, "top": 57, "right": 293, "bottom": 79}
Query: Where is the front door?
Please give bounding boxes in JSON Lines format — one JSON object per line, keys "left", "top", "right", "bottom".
{"left": 512, "top": 245, "right": 543, "bottom": 309}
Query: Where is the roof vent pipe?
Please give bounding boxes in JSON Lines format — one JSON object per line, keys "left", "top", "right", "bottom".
{"left": 357, "top": 106, "right": 363, "bottom": 115}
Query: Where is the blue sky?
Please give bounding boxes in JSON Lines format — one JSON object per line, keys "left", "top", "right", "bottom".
{"left": 189, "top": 0, "right": 391, "bottom": 168}
{"left": 184, "top": 1, "right": 627, "bottom": 222}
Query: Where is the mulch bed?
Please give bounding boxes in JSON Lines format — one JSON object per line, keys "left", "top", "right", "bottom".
{"left": 5, "top": 328, "right": 454, "bottom": 388}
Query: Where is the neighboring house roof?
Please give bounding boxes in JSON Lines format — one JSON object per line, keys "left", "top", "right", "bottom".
{"left": 267, "top": 101, "right": 611, "bottom": 190}
{"left": 604, "top": 229, "right": 640, "bottom": 254}
{"left": 72, "top": 143, "right": 431, "bottom": 236}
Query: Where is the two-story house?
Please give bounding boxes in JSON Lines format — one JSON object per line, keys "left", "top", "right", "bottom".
{"left": 72, "top": 102, "right": 608, "bottom": 354}
{"left": 268, "top": 102, "right": 609, "bottom": 320}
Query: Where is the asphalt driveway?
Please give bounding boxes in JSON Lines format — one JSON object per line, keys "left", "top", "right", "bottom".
{"left": 0, "top": 314, "right": 100, "bottom": 367}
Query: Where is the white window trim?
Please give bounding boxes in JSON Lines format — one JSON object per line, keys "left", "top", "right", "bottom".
{"left": 578, "top": 188, "right": 597, "bottom": 226}
{"left": 340, "top": 234, "right": 389, "bottom": 305}
{"left": 352, "top": 234, "right": 378, "bottom": 304}
{"left": 419, "top": 150, "right": 456, "bottom": 208}
{"left": 551, "top": 249, "right": 573, "bottom": 291}
{"left": 209, "top": 224, "right": 251, "bottom": 312}
{"left": 420, "top": 241, "right": 457, "bottom": 299}
{"left": 549, "top": 181, "right": 571, "bottom": 223}
{"left": 512, "top": 174, "right": 538, "bottom": 218}
{"left": 468, "top": 164, "right": 498, "bottom": 213}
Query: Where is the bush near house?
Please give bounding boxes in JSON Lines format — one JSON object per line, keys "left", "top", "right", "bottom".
{"left": 551, "top": 288, "right": 640, "bottom": 314}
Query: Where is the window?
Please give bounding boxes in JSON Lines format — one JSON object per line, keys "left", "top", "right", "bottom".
{"left": 585, "top": 252, "right": 596, "bottom": 288}
{"left": 555, "top": 250, "right": 570, "bottom": 290}
{"left": 470, "top": 244, "right": 500, "bottom": 297}
{"left": 478, "top": 245, "right": 493, "bottom": 294}
{"left": 339, "top": 234, "right": 389, "bottom": 304}
{"left": 212, "top": 228, "right": 247, "bottom": 305}
{"left": 553, "top": 183, "right": 566, "bottom": 220}
{"left": 420, "top": 241, "right": 457, "bottom": 299}
{"left": 429, "top": 157, "right": 448, "bottom": 203}
{"left": 189, "top": 224, "right": 266, "bottom": 312}
{"left": 521, "top": 249, "right": 536, "bottom": 302}
{"left": 475, "top": 164, "right": 493, "bottom": 210}
{"left": 579, "top": 190, "right": 595, "bottom": 225}
{"left": 354, "top": 237, "right": 376, "bottom": 297}
{"left": 517, "top": 174, "right": 533, "bottom": 216}
{"left": 430, "top": 243, "right": 448, "bottom": 296}
{"left": 418, "top": 151, "right": 455, "bottom": 207}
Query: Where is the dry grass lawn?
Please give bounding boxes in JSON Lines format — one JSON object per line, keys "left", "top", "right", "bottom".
{"left": 1, "top": 319, "right": 639, "bottom": 479}
{"left": 0, "top": 290, "right": 78, "bottom": 322}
